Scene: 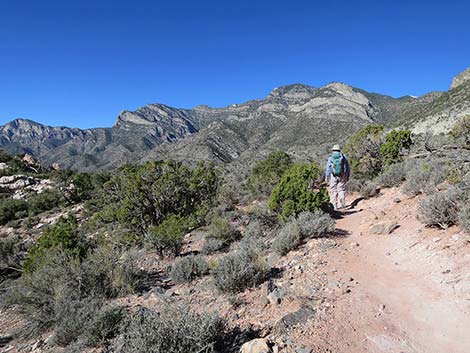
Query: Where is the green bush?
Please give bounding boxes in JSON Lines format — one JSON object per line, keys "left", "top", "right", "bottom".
{"left": 170, "top": 255, "right": 209, "bottom": 283}
{"left": 268, "top": 163, "right": 329, "bottom": 222}
{"left": 117, "top": 304, "right": 224, "bottom": 353}
{"left": 23, "top": 216, "right": 88, "bottom": 273}
{"left": 272, "top": 222, "right": 302, "bottom": 255}
{"left": 146, "top": 215, "right": 190, "bottom": 257}
{"left": 344, "top": 125, "right": 384, "bottom": 179}
{"left": 212, "top": 246, "right": 270, "bottom": 293}
{"left": 98, "top": 161, "right": 218, "bottom": 232}
{"left": 248, "top": 151, "right": 293, "bottom": 196}
{"left": 380, "top": 130, "right": 412, "bottom": 167}
{"left": 205, "top": 216, "right": 240, "bottom": 248}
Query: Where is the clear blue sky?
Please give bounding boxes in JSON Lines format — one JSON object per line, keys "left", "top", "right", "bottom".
{"left": 1, "top": 0, "right": 469, "bottom": 128}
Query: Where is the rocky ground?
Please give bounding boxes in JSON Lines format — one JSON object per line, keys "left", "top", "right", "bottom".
{"left": 1, "top": 187, "right": 469, "bottom": 353}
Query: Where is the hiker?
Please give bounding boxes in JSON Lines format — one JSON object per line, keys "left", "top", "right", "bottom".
{"left": 325, "top": 144, "right": 350, "bottom": 210}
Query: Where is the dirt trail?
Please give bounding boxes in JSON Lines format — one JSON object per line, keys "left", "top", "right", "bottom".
{"left": 312, "top": 188, "right": 470, "bottom": 353}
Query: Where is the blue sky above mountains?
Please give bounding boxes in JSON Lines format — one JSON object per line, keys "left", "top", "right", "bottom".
{"left": 1, "top": 0, "right": 469, "bottom": 128}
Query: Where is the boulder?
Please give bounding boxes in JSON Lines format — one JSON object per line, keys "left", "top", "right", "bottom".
{"left": 240, "top": 338, "right": 271, "bottom": 353}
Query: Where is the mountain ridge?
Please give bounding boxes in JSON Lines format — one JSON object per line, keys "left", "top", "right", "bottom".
{"left": 1, "top": 70, "right": 469, "bottom": 172}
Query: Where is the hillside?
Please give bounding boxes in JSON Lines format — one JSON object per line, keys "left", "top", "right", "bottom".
{"left": 2, "top": 68, "right": 469, "bottom": 172}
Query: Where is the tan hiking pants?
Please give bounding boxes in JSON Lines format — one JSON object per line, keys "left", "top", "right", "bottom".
{"left": 329, "top": 175, "right": 347, "bottom": 208}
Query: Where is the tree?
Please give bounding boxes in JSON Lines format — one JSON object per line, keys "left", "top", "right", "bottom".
{"left": 98, "top": 160, "right": 218, "bottom": 232}
{"left": 344, "top": 125, "right": 384, "bottom": 179}
{"left": 268, "top": 163, "right": 329, "bottom": 221}
{"left": 248, "top": 151, "right": 293, "bottom": 196}
{"left": 380, "top": 129, "right": 412, "bottom": 167}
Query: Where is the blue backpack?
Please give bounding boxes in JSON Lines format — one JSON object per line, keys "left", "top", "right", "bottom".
{"left": 330, "top": 152, "right": 345, "bottom": 177}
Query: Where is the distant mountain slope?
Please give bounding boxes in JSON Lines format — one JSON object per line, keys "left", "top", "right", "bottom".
{"left": 1, "top": 69, "right": 468, "bottom": 171}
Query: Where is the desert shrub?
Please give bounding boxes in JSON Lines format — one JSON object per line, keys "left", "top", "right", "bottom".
{"left": 344, "top": 124, "right": 384, "bottom": 179}
{"left": 450, "top": 115, "right": 470, "bottom": 148}
{"left": 243, "top": 220, "right": 264, "bottom": 238}
{"left": 146, "top": 215, "right": 190, "bottom": 257}
{"left": 295, "top": 211, "right": 335, "bottom": 238}
{"left": 212, "top": 246, "right": 270, "bottom": 293}
{"left": 53, "top": 294, "right": 103, "bottom": 346}
{"left": 402, "top": 159, "right": 449, "bottom": 196}
{"left": 346, "top": 177, "right": 363, "bottom": 193}
{"left": 248, "top": 151, "right": 293, "bottom": 196}
{"left": 268, "top": 163, "right": 329, "bottom": 222}
{"left": 272, "top": 222, "right": 302, "bottom": 255}
{"left": 202, "top": 237, "right": 226, "bottom": 254}
{"left": 85, "top": 305, "right": 126, "bottom": 346}
{"left": 170, "top": 255, "right": 209, "bottom": 283}
{"left": 207, "top": 216, "right": 240, "bottom": 243}
{"left": 4, "top": 243, "right": 141, "bottom": 340}
{"left": 97, "top": 161, "right": 218, "bottom": 232}
{"left": 117, "top": 304, "right": 224, "bottom": 353}
{"left": 4, "top": 251, "right": 83, "bottom": 334}
{"left": 380, "top": 129, "right": 412, "bottom": 167}
{"left": 23, "top": 216, "right": 88, "bottom": 273}
{"left": 360, "top": 181, "right": 380, "bottom": 199}
{"left": 417, "top": 190, "right": 459, "bottom": 228}
{"left": 458, "top": 205, "right": 470, "bottom": 233}
{"left": 82, "top": 245, "right": 143, "bottom": 298}
{"left": 0, "top": 236, "right": 23, "bottom": 271}
{"left": 376, "top": 162, "right": 407, "bottom": 187}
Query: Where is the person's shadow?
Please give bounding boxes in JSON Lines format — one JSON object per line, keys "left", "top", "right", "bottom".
{"left": 349, "top": 197, "right": 364, "bottom": 209}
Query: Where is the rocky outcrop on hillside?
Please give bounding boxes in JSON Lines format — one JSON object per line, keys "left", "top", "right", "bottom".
{"left": 450, "top": 67, "right": 470, "bottom": 90}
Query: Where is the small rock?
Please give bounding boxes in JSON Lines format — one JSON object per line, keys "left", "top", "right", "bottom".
{"left": 350, "top": 242, "right": 360, "bottom": 248}
{"left": 267, "top": 288, "right": 285, "bottom": 305}
{"left": 296, "top": 348, "right": 313, "bottom": 353}
{"left": 371, "top": 222, "right": 398, "bottom": 235}
{"left": 385, "top": 252, "right": 391, "bottom": 256}
{"left": 240, "top": 338, "right": 270, "bottom": 353}
{"left": 371, "top": 224, "right": 385, "bottom": 234}
{"left": 393, "top": 197, "right": 401, "bottom": 203}
{"left": 442, "top": 269, "right": 451, "bottom": 274}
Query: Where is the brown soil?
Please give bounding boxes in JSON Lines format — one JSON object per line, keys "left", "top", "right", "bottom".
{"left": 298, "top": 187, "right": 470, "bottom": 353}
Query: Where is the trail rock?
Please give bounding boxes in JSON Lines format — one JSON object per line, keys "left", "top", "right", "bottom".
{"left": 296, "top": 348, "right": 313, "bottom": 353}
{"left": 274, "top": 305, "right": 316, "bottom": 332}
{"left": 267, "top": 287, "right": 285, "bottom": 305}
{"left": 240, "top": 338, "right": 271, "bottom": 353}
{"left": 371, "top": 222, "right": 398, "bottom": 235}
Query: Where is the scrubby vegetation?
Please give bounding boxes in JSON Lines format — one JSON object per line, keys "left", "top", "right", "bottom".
{"left": 344, "top": 125, "right": 413, "bottom": 180}
{"left": 273, "top": 211, "right": 335, "bottom": 255}
{"left": 268, "top": 163, "right": 329, "bottom": 221}
{"left": 117, "top": 303, "right": 224, "bottom": 353}
{"left": 170, "top": 255, "right": 209, "bottom": 283}
{"left": 211, "top": 245, "right": 270, "bottom": 293}
{"left": 248, "top": 151, "right": 293, "bottom": 196}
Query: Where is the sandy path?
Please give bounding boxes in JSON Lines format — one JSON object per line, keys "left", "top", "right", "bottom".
{"left": 314, "top": 188, "right": 470, "bottom": 353}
